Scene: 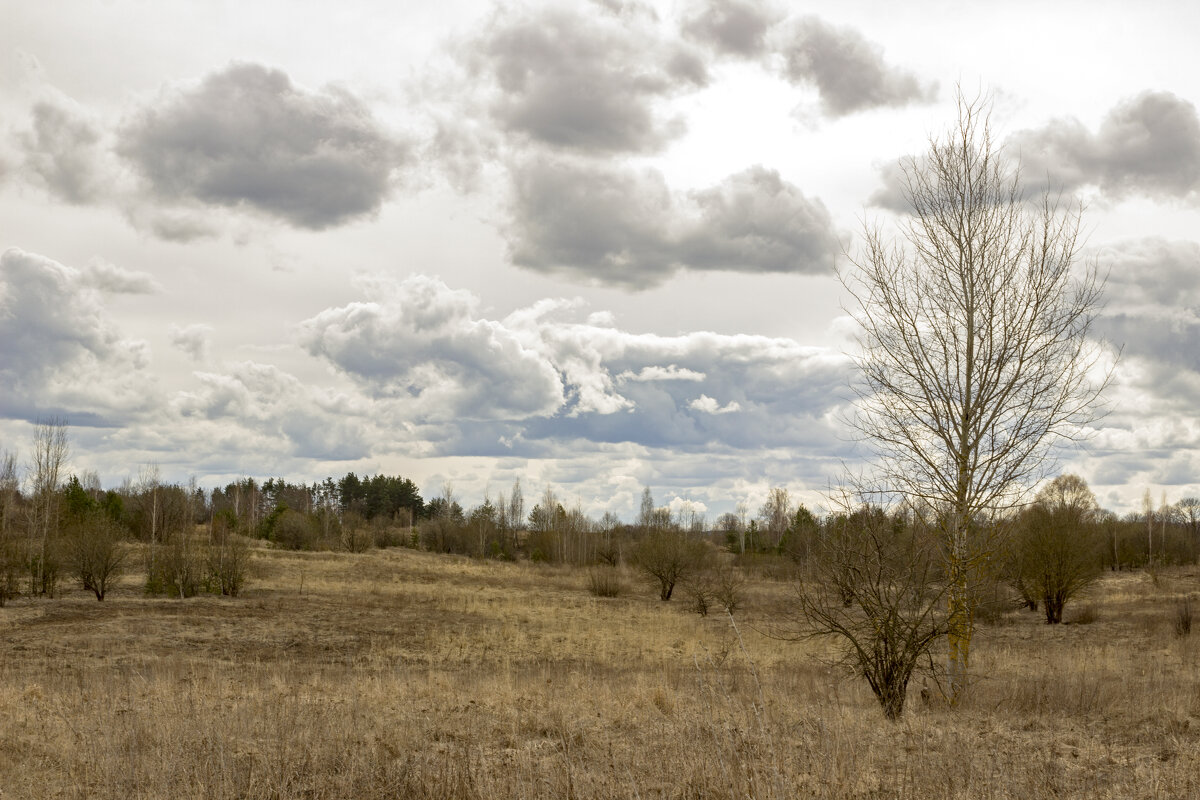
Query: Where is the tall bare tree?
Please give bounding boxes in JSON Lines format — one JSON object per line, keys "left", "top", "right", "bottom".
{"left": 0, "top": 448, "right": 20, "bottom": 605}
{"left": 843, "top": 92, "right": 1110, "bottom": 703}
{"left": 29, "top": 418, "right": 69, "bottom": 595}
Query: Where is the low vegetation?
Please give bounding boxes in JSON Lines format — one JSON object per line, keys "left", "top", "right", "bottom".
{"left": 1, "top": 546, "right": 1199, "bottom": 799}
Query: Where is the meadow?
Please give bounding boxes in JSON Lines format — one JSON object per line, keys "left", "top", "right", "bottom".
{"left": 1, "top": 545, "right": 1198, "bottom": 799}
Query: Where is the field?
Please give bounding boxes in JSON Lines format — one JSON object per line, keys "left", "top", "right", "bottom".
{"left": 1, "top": 546, "right": 1198, "bottom": 799}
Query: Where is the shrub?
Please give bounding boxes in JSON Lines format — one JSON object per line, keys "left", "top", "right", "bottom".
{"left": 1174, "top": 596, "right": 1193, "bottom": 638}
{"left": 208, "top": 534, "right": 251, "bottom": 597}
{"left": 341, "top": 523, "right": 374, "bottom": 553}
{"left": 145, "top": 533, "right": 202, "bottom": 598}
{"left": 685, "top": 579, "right": 713, "bottom": 616}
{"left": 0, "top": 537, "right": 22, "bottom": 606}
{"left": 65, "top": 515, "right": 126, "bottom": 601}
{"left": 631, "top": 529, "right": 709, "bottom": 601}
{"left": 791, "top": 503, "right": 948, "bottom": 721}
{"left": 586, "top": 568, "right": 624, "bottom": 598}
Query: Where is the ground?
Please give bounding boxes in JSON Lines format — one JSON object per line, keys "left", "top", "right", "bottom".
{"left": 1, "top": 546, "right": 1197, "bottom": 798}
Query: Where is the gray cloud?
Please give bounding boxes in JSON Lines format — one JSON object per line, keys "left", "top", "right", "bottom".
{"left": 682, "top": 0, "right": 780, "bottom": 57}
{"left": 770, "top": 16, "right": 935, "bottom": 117}
{"left": 1010, "top": 91, "right": 1200, "bottom": 201}
{"left": 1092, "top": 238, "right": 1200, "bottom": 414}
{"left": 117, "top": 62, "right": 409, "bottom": 229}
{"left": 174, "top": 362, "right": 371, "bottom": 461}
{"left": 507, "top": 158, "right": 838, "bottom": 288}
{"left": 0, "top": 248, "right": 155, "bottom": 424}
{"left": 299, "top": 275, "right": 566, "bottom": 422}
{"left": 19, "top": 101, "right": 104, "bottom": 204}
{"left": 300, "top": 276, "right": 853, "bottom": 455}
{"left": 168, "top": 323, "right": 213, "bottom": 362}
{"left": 81, "top": 259, "right": 161, "bottom": 294}
{"left": 466, "top": 3, "right": 707, "bottom": 154}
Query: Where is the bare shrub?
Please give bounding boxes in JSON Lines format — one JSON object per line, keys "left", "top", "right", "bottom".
{"left": 208, "top": 534, "right": 251, "bottom": 597}
{"left": 1174, "top": 596, "right": 1193, "bottom": 638}
{"left": 632, "top": 529, "right": 709, "bottom": 601}
{"left": 0, "top": 538, "right": 21, "bottom": 606}
{"left": 341, "top": 522, "right": 374, "bottom": 553}
{"left": 1010, "top": 475, "right": 1104, "bottom": 624}
{"left": 685, "top": 578, "right": 714, "bottom": 616}
{"left": 786, "top": 502, "right": 948, "bottom": 720}
{"left": 586, "top": 568, "right": 624, "bottom": 598}
{"left": 687, "top": 565, "right": 746, "bottom": 616}
{"left": 146, "top": 533, "right": 202, "bottom": 598}
{"left": 65, "top": 515, "right": 126, "bottom": 601}
{"left": 713, "top": 565, "right": 745, "bottom": 614}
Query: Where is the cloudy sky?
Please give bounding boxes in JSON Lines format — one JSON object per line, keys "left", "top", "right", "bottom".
{"left": 1, "top": 0, "right": 1197, "bottom": 518}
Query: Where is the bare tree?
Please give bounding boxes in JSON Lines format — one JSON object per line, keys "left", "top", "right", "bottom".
{"left": 1178, "top": 497, "right": 1200, "bottom": 563}
{"left": 1010, "top": 474, "right": 1103, "bottom": 624}
{"left": 843, "top": 91, "right": 1110, "bottom": 703}
{"left": 66, "top": 514, "right": 127, "bottom": 601}
{"left": 632, "top": 526, "right": 709, "bottom": 601}
{"left": 28, "top": 418, "right": 69, "bottom": 595}
{"left": 759, "top": 487, "right": 793, "bottom": 551}
{"left": 0, "top": 448, "right": 21, "bottom": 605}
{"left": 787, "top": 499, "right": 948, "bottom": 720}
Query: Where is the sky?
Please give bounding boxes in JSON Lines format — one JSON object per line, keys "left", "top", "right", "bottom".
{"left": 1, "top": 0, "right": 1198, "bottom": 520}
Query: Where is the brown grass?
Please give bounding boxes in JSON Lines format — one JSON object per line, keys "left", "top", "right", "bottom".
{"left": 1, "top": 547, "right": 1198, "bottom": 798}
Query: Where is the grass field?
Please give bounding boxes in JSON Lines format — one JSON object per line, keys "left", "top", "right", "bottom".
{"left": 1, "top": 545, "right": 1198, "bottom": 799}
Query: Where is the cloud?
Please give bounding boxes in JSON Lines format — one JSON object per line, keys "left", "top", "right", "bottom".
{"left": 682, "top": 0, "right": 780, "bottom": 57}
{"left": 689, "top": 394, "right": 742, "bottom": 414}
{"left": 174, "top": 361, "right": 372, "bottom": 461}
{"left": 168, "top": 323, "right": 213, "bottom": 362}
{"left": 620, "top": 365, "right": 707, "bottom": 382}
{"left": 507, "top": 158, "right": 839, "bottom": 287}
{"left": 461, "top": 3, "right": 707, "bottom": 155}
{"left": 770, "top": 16, "right": 935, "bottom": 117}
{"left": 18, "top": 101, "right": 105, "bottom": 204}
{"left": 1098, "top": 238, "right": 1200, "bottom": 370}
{"left": 0, "top": 248, "right": 155, "bottom": 424}
{"left": 299, "top": 275, "right": 566, "bottom": 421}
{"left": 117, "top": 62, "right": 410, "bottom": 229}
{"left": 81, "top": 259, "right": 160, "bottom": 294}
{"left": 1009, "top": 91, "right": 1200, "bottom": 201}
{"left": 302, "top": 275, "right": 853, "bottom": 456}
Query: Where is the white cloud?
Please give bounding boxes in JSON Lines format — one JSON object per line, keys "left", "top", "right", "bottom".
{"left": 168, "top": 323, "right": 213, "bottom": 362}
{"left": 0, "top": 247, "right": 156, "bottom": 425}
{"left": 689, "top": 394, "right": 742, "bottom": 414}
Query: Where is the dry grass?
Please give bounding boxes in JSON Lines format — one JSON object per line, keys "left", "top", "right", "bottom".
{"left": 2, "top": 547, "right": 1199, "bottom": 798}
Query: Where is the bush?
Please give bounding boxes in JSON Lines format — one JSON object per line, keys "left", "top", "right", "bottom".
{"left": 586, "top": 568, "right": 624, "bottom": 598}
{"left": 686, "top": 565, "right": 745, "bottom": 616}
{"left": 65, "top": 515, "right": 126, "bottom": 601}
{"left": 792, "top": 503, "right": 948, "bottom": 720}
{"left": 341, "top": 523, "right": 374, "bottom": 553}
{"left": 631, "top": 529, "right": 709, "bottom": 601}
{"left": 208, "top": 534, "right": 251, "bottom": 597}
{"left": 1174, "top": 596, "right": 1193, "bottom": 638}
{"left": 0, "top": 537, "right": 22, "bottom": 606}
{"left": 145, "top": 533, "right": 203, "bottom": 598}
{"left": 270, "top": 509, "right": 319, "bottom": 551}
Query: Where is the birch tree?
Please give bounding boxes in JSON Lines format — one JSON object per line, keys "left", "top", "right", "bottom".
{"left": 29, "top": 418, "right": 69, "bottom": 595}
{"left": 843, "top": 92, "right": 1110, "bottom": 703}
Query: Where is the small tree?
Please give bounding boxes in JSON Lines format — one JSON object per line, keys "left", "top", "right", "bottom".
{"left": 632, "top": 527, "right": 708, "bottom": 601}
{"left": 788, "top": 502, "right": 948, "bottom": 720}
{"left": 208, "top": 533, "right": 251, "bottom": 597}
{"left": 1010, "top": 474, "right": 1102, "bottom": 624}
{"left": 66, "top": 514, "right": 126, "bottom": 601}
